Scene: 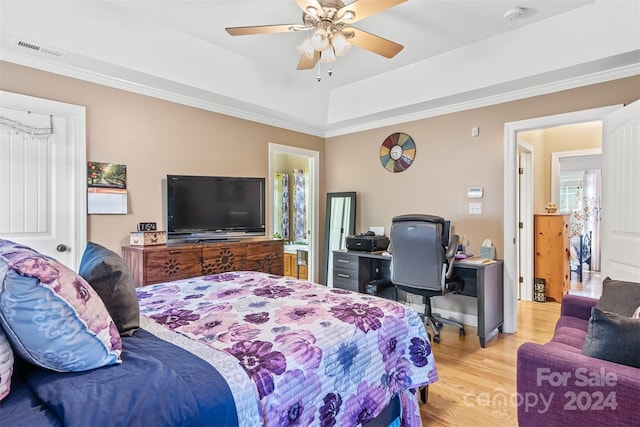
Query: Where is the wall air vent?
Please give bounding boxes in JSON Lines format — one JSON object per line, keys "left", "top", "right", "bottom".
{"left": 12, "top": 39, "right": 68, "bottom": 59}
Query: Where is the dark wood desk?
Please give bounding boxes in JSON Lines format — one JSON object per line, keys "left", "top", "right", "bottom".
{"left": 333, "top": 250, "right": 504, "bottom": 347}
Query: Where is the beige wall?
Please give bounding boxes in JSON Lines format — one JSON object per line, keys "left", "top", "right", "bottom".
{"left": 519, "top": 121, "right": 603, "bottom": 213}
{"left": 325, "top": 77, "right": 639, "bottom": 258}
{"left": 1, "top": 60, "right": 638, "bottom": 274}
{"left": 0, "top": 61, "right": 324, "bottom": 254}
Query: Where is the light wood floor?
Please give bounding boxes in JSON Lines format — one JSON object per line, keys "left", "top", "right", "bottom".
{"left": 568, "top": 269, "right": 602, "bottom": 299}
{"left": 419, "top": 301, "right": 559, "bottom": 426}
{"left": 419, "top": 271, "right": 602, "bottom": 426}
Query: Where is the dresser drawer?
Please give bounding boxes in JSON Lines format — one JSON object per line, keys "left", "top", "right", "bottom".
{"left": 145, "top": 248, "right": 202, "bottom": 284}
{"left": 333, "top": 273, "right": 359, "bottom": 293}
{"left": 246, "top": 240, "right": 284, "bottom": 275}
{"left": 333, "top": 252, "right": 358, "bottom": 273}
{"left": 202, "top": 243, "right": 247, "bottom": 274}
{"left": 332, "top": 252, "right": 359, "bottom": 292}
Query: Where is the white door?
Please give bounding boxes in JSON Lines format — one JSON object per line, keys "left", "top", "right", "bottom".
{"left": 601, "top": 100, "right": 640, "bottom": 282}
{"left": 0, "top": 91, "right": 86, "bottom": 269}
{"left": 517, "top": 143, "right": 534, "bottom": 301}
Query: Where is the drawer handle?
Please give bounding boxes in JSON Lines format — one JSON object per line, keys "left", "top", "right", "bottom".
{"left": 337, "top": 259, "right": 350, "bottom": 263}
{"left": 337, "top": 273, "right": 350, "bottom": 278}
{"left": 169, "top": 251, "right": 183, "bottom": 254}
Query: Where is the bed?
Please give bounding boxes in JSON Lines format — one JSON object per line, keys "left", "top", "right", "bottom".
{"left": 0, "top": 239, "right": 438, "bottom": 426}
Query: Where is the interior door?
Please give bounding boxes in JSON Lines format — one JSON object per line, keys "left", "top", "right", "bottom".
{"left": 600, "top": 100, "right": 640, "bottom": 281}
{"left": 0, "top": 91, "right": 86, "bottom": 269}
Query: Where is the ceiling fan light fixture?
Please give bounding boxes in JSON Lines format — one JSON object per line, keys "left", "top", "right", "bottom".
{"left": 319, "top": 46, "right": 336, "bottom": 63}
{"left": 331, "top": 32, "right": 351, "bottom": 57}
{"left": 310, "top": 27, "right": 330, "bottom": 50}
{"left": 298, "top": 37, "right": 316, "bottom": 58}
{"left": 225, "top": 0, "right": 405, "bottom": 81}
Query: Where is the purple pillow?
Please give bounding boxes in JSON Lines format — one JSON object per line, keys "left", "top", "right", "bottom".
{"left": 0, "top": 239, "right": 121, "bottom": 372}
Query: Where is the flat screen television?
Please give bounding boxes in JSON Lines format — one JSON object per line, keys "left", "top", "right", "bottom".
{"left": 166, "top": 175, "right": 265, "bottom": 242}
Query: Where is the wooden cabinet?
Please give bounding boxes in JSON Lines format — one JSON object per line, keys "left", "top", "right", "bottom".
{"left": 122, "top": 239, "right": 283, "bottom": 287}
{"left": 534, "top": 214, "right": 570, "bottom": 302}
{"left": 283, "top": 252, "right": 308, "bottom": 280}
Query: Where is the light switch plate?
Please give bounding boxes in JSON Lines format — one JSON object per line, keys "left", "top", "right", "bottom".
{"left": 469, "top": 202, "right": 482, "bottom": 215}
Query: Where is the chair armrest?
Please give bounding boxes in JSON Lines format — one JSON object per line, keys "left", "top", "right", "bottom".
{"left": 444, "top": 234, "right": 459, "bottom": 279}
{"left": 560, "top": 294, "right": 598, "bottom": 320}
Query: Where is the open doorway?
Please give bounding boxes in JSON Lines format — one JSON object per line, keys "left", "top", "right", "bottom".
{"left": 503, "top": 104, "right": 621, "bottom": 333}
{"left": 518, "top": 124, "right": 603, "bottom": 300}
{"left": 551, "top": 148, "right": 602, "bottom": 298}
{"left": 268, "top": 143, "right": 320, "bottom": 282}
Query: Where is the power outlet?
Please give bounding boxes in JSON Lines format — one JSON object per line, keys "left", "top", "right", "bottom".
{"left": 469, "top": 202, "right": 482, "bottom": 215}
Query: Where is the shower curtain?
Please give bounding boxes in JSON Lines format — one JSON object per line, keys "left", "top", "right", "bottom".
{"left": 293, "top": 169, "right": 307, "bottom": 243}
{"left": 273, "top": 173, "right": 289, "bottom": 240}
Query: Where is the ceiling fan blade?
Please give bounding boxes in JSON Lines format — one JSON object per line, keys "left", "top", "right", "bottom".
{"left": 297, "top": 51, "right": 319, "bottom": 70}
{"left": 294, "top": 0, "right": 326, "bottom": 17}
{"left": 338, "top": 0, "right": 407, "bottom": 24}
{"left": 348, "top": 27, "right": 403, "bottom": 58}
{"left": 226, "top": 24, "right": 298, "bottom": 36}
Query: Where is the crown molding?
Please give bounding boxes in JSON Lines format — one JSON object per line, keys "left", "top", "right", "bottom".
{"left": 2, "top": 50, "right": 638, "bottom": 139}
{"left": 323, "top": 63, "right": 640, "bottom": 138}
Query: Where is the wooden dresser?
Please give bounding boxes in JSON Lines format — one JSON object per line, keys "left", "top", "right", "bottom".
{"left": 534, "top": 214, "right": 570, "bottom": 302}
{"left": 122, "top": 239, "right": 284, "bottom": 287}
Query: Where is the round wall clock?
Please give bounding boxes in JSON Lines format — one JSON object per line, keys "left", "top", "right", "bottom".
{"left": 379, "top": 132, "right": 416, "bottom": 173}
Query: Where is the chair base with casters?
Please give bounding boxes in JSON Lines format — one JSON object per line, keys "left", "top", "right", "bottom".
{"left": 396, "top": 283, "right": 466, "bottom": 344}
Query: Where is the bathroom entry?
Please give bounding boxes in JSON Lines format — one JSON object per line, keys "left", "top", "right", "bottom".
{"left": 271, "top": 148, "right": 315, "bottom": 281}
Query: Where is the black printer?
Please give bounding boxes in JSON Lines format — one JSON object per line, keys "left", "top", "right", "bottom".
{"left": 346, "top": 231, "right": 390, "bottom": 252}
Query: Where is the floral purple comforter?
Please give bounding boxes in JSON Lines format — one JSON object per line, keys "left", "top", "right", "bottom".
{"left": 137, "top": 271, "right": 438, "bottom": 426}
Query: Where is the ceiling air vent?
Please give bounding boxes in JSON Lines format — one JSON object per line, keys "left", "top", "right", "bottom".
{"left": 12, "top": 39, "right": 68, "bottom": 59}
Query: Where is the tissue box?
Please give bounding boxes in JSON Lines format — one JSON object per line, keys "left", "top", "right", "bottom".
{"left": 130, "top": 231, "right": 166, "bottom": 246}
{"left": 479, "top": 246, "right": 496, "bottom": 260}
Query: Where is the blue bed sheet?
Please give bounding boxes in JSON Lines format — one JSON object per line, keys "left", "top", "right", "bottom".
{"left": 1, "top": 329, "right": 238, "bottom": 427}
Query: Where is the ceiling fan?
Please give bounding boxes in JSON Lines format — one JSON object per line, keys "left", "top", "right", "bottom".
{"left": 225, "top": 0, "right": 406, "bottom": 78}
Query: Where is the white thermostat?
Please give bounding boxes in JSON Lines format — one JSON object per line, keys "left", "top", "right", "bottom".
{"left": 468, "top": 187, "right": 484, "bottom": 199}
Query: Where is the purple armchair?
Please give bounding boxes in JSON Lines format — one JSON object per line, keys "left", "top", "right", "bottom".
{"left": 517, "top": 294, "right": 639, "bottom": 427}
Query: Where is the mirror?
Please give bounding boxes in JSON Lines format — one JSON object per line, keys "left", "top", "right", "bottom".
{"left": 322, "top": 192, "right": 356, "bottom": 286}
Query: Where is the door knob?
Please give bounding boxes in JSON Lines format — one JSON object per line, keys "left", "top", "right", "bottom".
{"left": 56, "top": 244, "right": 68, "bottom": 252}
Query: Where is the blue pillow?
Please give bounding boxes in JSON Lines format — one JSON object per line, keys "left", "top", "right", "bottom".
{"left": 0, "top": 239, "right": 122, "bottom": 372}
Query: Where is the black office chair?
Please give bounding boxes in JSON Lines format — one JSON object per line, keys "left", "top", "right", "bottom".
{"left": 390, "top": 214, "right": 465, "bottom": 343}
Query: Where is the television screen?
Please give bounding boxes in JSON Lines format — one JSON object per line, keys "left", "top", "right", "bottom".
{"left": 167, "top": 175, "right": 265, "bottom": 241}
